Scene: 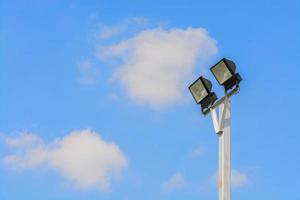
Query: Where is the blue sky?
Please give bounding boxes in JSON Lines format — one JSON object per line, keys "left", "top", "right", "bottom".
{"left": 1, "top": 0, "right": 300, "bottom": 199}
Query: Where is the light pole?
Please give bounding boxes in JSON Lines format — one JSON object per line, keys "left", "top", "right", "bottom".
{"left": 189, "top": 58, "right": 242, "bottom": 200}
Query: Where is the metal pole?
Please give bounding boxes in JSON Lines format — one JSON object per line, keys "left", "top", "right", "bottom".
{"left": 218, "top": 99, "right": 231, "bottom": 200}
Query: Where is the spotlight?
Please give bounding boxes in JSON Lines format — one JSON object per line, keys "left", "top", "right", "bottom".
{"left": 210, "top": 58, "right": 242, "bottom": 92}
{"left": 189, "top": 76, "right": 217, "bottom": 113}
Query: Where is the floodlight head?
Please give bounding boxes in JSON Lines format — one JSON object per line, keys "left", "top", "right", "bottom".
{"left": 189, "top": 76, "right": 218, "bottom": 113}
{"left": 210, "top": 58, "right": 242, "bottom": 92}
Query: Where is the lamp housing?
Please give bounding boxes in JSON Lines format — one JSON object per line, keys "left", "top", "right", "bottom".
{"left": 210, "top": 58, "right": 242, "bottom": 91}
{"left": 189, "top": 76, "right": 217, "bottom": 112}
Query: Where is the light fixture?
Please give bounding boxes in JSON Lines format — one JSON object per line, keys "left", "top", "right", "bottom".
{"left": 188, "top": 57, "right": 243, "bottom": 200}
{"left": 189, "top": 76, "right": 217, "bottom": 113}
{"left": 210, "top": 58, "right": 242, "bottom": 91}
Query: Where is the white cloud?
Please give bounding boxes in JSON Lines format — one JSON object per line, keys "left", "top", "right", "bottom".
{"left": 211, "top": 169, "right": 248, "bottom": 189}
{"left": 97, "top": 27, "right": 218, "bottom": 108}
{"left": 161, "top": 172, "right": 186, "bottom": 192}
{"left": 78, "top": 59, "right": 100, "bottom": 85}
{"left": 2, "top": 129, "right": 127, "bottom": 191}
{"left": 188, "top": 145, "right": 206, "bottom": 159}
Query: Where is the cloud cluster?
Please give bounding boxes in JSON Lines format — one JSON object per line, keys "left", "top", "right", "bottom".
{"left": 98, "top": 27, "right": 218, "bottom": 108}
{"left": 2, "top": 129, "right": 127, "bottom": 191}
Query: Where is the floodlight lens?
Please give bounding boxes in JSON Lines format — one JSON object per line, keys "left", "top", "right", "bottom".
{"left": 211, "top": 61, "right": 233, "bottom": 84}
{"left": 189, "top": 79, "right": 208, "bottom": 103}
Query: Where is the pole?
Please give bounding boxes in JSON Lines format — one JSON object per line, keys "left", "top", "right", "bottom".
{"left": 218, "top": 99, "right": 231, "bottom": 200}
{"left": 208, "top": 91, "right": 236, "bottom": 200}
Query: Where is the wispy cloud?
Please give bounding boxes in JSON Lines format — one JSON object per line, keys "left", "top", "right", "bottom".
{"left": 188, "top": 145, "right": 206, "bottom": 159}
{"left": 231, "top": 169, "right": 248, "bottom": 188}
{"left": 98, "top": 27, "right": 218, "bottom": 108}
{"left": 98, "top": 17, "right": 149, "bottom": 40}
{"left": 78, "top": 59, "right": 100, "bottom": 85}
{"left": 211, "top": 169, "right": 248, "bottom": 189}
{"left": 2, "top": 129, "right": 127, "bottom": 191}
{"left": 161, "top": 172, "right": 186, "bottom": 192}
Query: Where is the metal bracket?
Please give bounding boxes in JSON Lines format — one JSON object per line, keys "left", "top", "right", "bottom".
{"left": 210, "top": 108, "right": 220, "bottom": 134}
{"left": 209, "top": 95, "right": 230, "bottom": 135}
{"left": 203, "top": 86, "right": 239, "bottom": 116}
{"left": 219, "top": 96, "right": 229, "bottom": 132}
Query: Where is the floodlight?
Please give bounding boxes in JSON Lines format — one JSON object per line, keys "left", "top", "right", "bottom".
{"left": 189, "top": 76, "right": 217, "bottom": 112}
{"left": 188, "top": 57, "right": 244, "bottom": 200}
{"left": 210, "top": 58, "right": 242, "bottom": 91}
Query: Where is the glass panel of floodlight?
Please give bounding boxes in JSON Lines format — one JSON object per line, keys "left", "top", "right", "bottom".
{"left": 190, "top": 79, "right": 208, "bottom": 103}
{"left": 211, "top": 61, "right": 233, "bottom": 85}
